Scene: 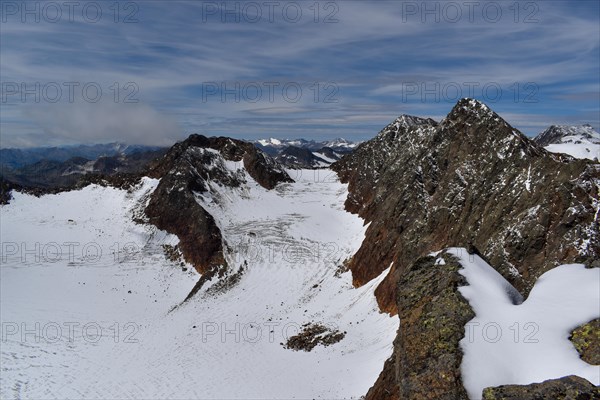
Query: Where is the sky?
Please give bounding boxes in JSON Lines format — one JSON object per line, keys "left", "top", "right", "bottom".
{"left": 0, "top": 0, "right": 599, "bottom": 147}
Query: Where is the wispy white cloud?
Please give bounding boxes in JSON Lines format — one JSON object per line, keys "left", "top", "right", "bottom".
{"left": 0, "top": 0, "right": 598, "bottom": 145}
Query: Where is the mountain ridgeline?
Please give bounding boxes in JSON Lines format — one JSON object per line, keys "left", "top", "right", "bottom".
{"left": 254, "top": 137, "right": 358, "bottom": 168}
{"left": 333, "top": 99, "right": 599, "bottom": 314}
{"left": 331, "top": 99, "right": 599, "bottom": 399}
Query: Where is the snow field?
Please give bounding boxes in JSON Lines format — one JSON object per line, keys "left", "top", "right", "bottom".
{"left": 0, "top": 169, "right": 397, "bottom": 399}
{"left": 443, "top": 248, "right": 600, "bottom": 399}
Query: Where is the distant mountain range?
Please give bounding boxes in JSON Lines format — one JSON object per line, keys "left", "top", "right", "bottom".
{"left": 0, "top": 142, "right": 164, "bottom": 170}
{"left": 255, "top": 137, "right": 359, "bottom": 151}
{"left": 253, "top": 137, "right": 360, "bottom": 168}
{"left": 0, "top": 143, "right": 167, "bottom": 189}
{"left": 2, "top": 125, "right": 597, "bottom": 190}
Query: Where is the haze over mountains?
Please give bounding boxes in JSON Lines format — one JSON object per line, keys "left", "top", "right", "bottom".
{"left": 1, "top": 99, "right": 598, "bottom": 399}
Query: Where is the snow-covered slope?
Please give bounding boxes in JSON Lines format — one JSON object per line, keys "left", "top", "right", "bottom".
{"left": 534, "top": 124, "right": 600, "bottom": 160}
{"left": 439, "top": 248, "right": 600, "bottom": 399}
{"left": 0, "top": 167, "right": 396, "bottom": 398}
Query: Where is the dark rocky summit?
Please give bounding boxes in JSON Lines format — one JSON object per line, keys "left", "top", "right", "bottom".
{"left": 333, "top": 99, "right": 599, "bottom": 315}
{"left": 144, "top": 134, "right": 292, "bottom": 281}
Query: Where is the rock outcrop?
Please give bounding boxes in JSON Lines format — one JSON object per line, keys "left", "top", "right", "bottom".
{"left": 366, "top": 252, "right": 473, "bottom": 400}
{"left": 570, "top": 319, "right": 600, "bottom": 365}
{"left": 274, "top": 146, "right": 330, "bottom": 169}
{"left": 482, "top": 375, "right": 600, "bottom": 399}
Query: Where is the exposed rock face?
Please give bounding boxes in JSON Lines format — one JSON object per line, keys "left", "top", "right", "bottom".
{"left": 366, "top": 253, "right": 473, "bottom": 400}
{"left": 482, "top": 375, "right": 600, "bottom": 399}
{"left": 242, "top": 146, "right": 293, "bottom": 189}
{"left": 144, "top": 134, "right": 292, "bottom": 277}
{"left": 570, "top": 319, "right": 600, "bottom": 365}
{"left": 333, "top": 99, "right": 600, "bottom": 315}
{"left": 144, "top": 164, "right": 226, "bottom": 275}
{"left": 365, "top": 355, "right": 400, "bottom": 400}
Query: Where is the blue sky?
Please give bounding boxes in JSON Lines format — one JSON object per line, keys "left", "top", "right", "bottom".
{"left": 1, "top": 0, "right": 598, "bottom": 147}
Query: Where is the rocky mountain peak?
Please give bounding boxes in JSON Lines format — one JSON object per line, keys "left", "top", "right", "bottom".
{"left": 439, "top": 98, "right": 546, "bottom": 161}
{"left": 442, "top": 98, "right": 505, "bottom": 130}
{"left": 144, "top": 133, "right": 292, "bottom": 282}
{"left": 148, "top": 134, "right": 292, "bottom": 189}
{"left": 449, "top": 97, "right": 495, "bottom": 117}
{"left": 333, "top": 98, "right": 599, "bottom": 316}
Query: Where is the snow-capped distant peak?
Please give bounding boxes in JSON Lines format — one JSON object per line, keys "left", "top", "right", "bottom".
{"left": 534, "top": 124, "right": 600, "bottom": 146}
{"left": 257, "top": 138, "right": 282, "bottom": 146}
{"left": 534, "top": 124, "right": 600, "bottom": 161}
{"left": 322, "top": 138, "right": 359, "bottom": 149}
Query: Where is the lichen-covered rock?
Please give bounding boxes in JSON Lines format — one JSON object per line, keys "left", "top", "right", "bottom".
{"left": 366, "top": 253, "right": 473, "bottom": 400}
{"left": 482, "top": 375, "right": 600, "bottom": 399}
{"left": 570, "top": 319, "right": 600, "bottom": 365}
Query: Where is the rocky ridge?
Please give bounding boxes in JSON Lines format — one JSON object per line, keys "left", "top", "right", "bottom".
{"left": 144, "top": 134, "right": 292, "bottom": 291}
{"left": 331, "top": 99, "right": 599, "bottom": 398}
{"left": 333, "top": 98, "right": 599, "bottom": 314}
